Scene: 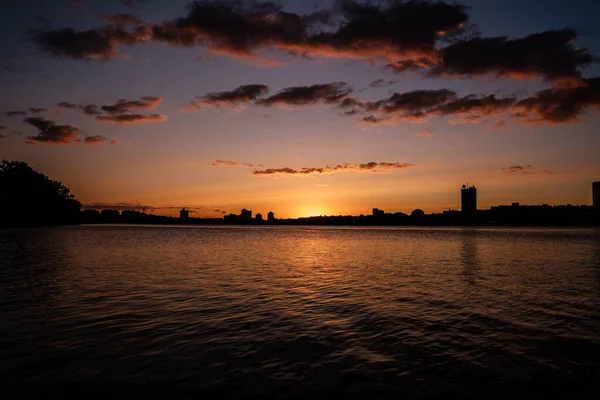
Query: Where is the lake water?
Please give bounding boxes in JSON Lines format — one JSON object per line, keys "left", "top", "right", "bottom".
{"left": 1, "top": 225, "right": 599, "bottom": 399}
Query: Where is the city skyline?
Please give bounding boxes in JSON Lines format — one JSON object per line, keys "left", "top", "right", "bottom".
{"left": 1, "top": 0, "right": 600, "bottom": 218}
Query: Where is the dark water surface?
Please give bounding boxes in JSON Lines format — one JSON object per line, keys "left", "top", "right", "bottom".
{"left": 1, "top": 225, "right": 600, "bottom": 399}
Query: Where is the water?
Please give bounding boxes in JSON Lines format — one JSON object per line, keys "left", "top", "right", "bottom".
{"left": 1, "top": 226, "right": 599, "bottom": 398}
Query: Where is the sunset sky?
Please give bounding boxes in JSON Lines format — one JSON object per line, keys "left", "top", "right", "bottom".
{"left": 1, "top": 0, "right": 599, "bottom": 218}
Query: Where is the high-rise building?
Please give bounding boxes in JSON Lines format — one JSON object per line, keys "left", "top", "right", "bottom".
{"left": 180, "top": 208, "right": 189, "bottom": 220}
{"left": 372, "top": 208, "right": 385, "bottom": 216}
{"left": 461, "top": 185, "right": 477, "bottom": 214}
{"left": 593, "top": 181, "right": 600, "bottom": 208}
{"left": 241, "top": 208, "right": 252, "bottom": 220}
{"left": 267, "top": 211, "right": 275, "bottom": 222}
{"left": 256, "top": 213, "right": 263, "bottom": 221}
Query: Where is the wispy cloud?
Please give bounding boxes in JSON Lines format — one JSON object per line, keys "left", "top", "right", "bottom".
{"left": 96, "top": 113, "right": 167, "bottom": 124}
{"left": 211, "top": 160, "right": 264, "bottom": 167}
{"left": 84, "top": 135, "right": 107, "bottom": 145}
{"left": 502, "top": 165, "right": 557, "bottom": 175}
{"left": 254, "top": 162, "right": 414, "bottom": 176}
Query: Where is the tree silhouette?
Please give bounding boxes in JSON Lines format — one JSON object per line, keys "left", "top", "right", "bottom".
{"left": 0, "top": 160, "right": 81, "bottom": 227}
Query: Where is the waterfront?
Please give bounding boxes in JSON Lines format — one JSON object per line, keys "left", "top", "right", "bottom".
{"left": 1, "top": 226, "right": 599, "bottom": 398}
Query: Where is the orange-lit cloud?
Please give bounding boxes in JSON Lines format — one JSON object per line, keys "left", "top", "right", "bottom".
{"left": 32, "top": 1, "right": 596, "bottom": 85}
{"left": 253, "top": 162, "right": 415, "bottom": 176}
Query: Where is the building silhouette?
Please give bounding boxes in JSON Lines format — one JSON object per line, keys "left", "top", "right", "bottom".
{"left": 256, "top": 213, "right": 263, "bottom": 221}
{"left": 241, "top": 208, "right": 252, "bottom": 220}
{"left": 180, "top": 208, "right": 189, "bottom": 221}
{"left": 267, "top": 211, "right": 275, "bottom": 222}
{"left": 594, "top": 181, "right": 600, "bottom": 208}
{"left": 461, "top": 185, "right": 477, "bottom": 214}
{"left": 372, "top": 208, "right": 385, "bottom": 217}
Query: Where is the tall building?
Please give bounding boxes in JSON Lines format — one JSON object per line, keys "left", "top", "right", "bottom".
{"left": 267, "top": 211, "right": 275, "bottom": 222}
{"left": 180, "top": 208, "right": 189, "bottom": 220}
{"left": 461, "top": 185, "right": 477, "bottom": 214}
{"left": 241, "top": 208, "right": 252, "bottom": 220}
{"left": 255, "top": 213, "right": 263, "bottom": 221}
{"left": 594, "top": 181, "right": 600, "bottom": 208}
{"left": 372, "top": 208, "right": 385, "bottom": 217}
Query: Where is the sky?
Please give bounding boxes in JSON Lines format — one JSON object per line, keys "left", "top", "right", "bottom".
{"left": 1, "top": 0, "right": 600, "bottom": 218}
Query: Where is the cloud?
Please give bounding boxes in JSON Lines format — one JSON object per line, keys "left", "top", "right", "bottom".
{"left": 344, "top": 88, "right": 517, "bottom": 125}
{"left": 435, "top": 30, "right": 596, "bottom": 85}
{"left": 0, "top": 134, "right": 6, "bottom": 140}
{"left": 502, "top": 165, "right": 556, "bottom": 175}
{"left": 415, "top": 129, "right": 434, "bottom": 136}
{"left": 84, "top": 135, "right": 107, "bottom": 144}
{"left": 0, "top": 125, "right": 5, "bottom": 131}
{"left": 184, "top": 84, "right": 268, "bottom": 110}
{"left": 32, "top": 16, "right": 151, "bottom": 60}
{"left": 34, "top": 0, "right": 469, "bottom": 68}
{"left": 370, "top": 79, "right": 397, "bottom": 88}
{"left": 253, "top": 162, "right": 414, "bottom": 176}
{"left": 211, "top": 160, "right": 263, "bottom": 167}
{"left": 96, "top": 113, "right": 167, "bottom": 124}
{"left": 24, "top": 117, "right": 81, "bottom": 144}
{"left": 512, "top": 77, "right": 600, "bottom": 124}
{"left": 57, "top": 96, "right": 166, "bottom": 124}
{"left": 257, "top": 82, "right": 352, "bottom": 106}
{"left": 6, "top": 111, "right": 28, "bottom": 117}
{"left": 101, "top": 96, "right": 163, "bottom": 114}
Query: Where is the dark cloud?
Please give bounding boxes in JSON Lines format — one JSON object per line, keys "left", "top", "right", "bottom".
{"left": 502, "top": 165, "right": 556, "bottom": 175}
{"left": 32, "top": 16, "right": 151, "bottom": 60}
{"left": 184, "top": 84, "right": 268, "bottom": 110}
{"left": 212, "top": 160, "right": 263, "bottom": 167}
{"left": 28, "top": 108, "right": 46, "bottom": 114}
{"left": 24, "top": 117, "right": 81, "bottom": 144}
{"left": 58, "top": 97, "right": 165, "bottom": 122}
{"left": 96, "top": 113, "right": 167, "bottom": 124}
{"left": 0, "top": 125, "right": 5, "bottom": 131}
{"left": 6, "top": 111, "right": 28, "bottom": 117}
{"left": 0, "top": 134, "right": 6, "bottom": 139}
{"left": 101, "top": 96, "right": 163, "bottom": 114}
{"left": 253, "top": 162, "right": 414, "bottom": 176}
{"left": 431, "top": 94, "right": 515, "bottom": 116}
{"left": 370, "top": 79, "right": 397, "bottom": 88}
{"left": 33, "top": 27, "right": 118, "bottom": 60}
{"left": 257, "top": 82, "right": 352, "bottom": 106}
{"left": 436, "top": 30, "right": 596, "bottom": 85}
{"left": 84, "top": 135, "right": 107, "bottom": 144}
{"left": 513, "top": 77, "right": 600, "bottom": 124}
{"left": 373, "top": 89, "right": 456, "bottom": 114}
{"left": 34, "top": 0, "right": 469, "bottom": 68}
